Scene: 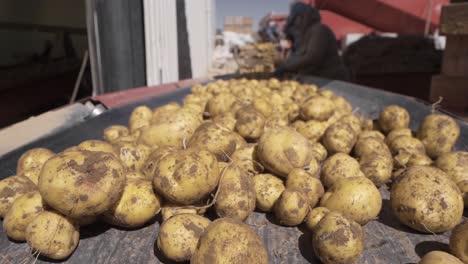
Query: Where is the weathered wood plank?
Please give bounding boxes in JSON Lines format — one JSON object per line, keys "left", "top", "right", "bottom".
{"left": 442, "top": 35, "right": 468, "bottom": 76}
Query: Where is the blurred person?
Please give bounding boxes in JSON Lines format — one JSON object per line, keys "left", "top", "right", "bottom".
{"left": 261, "top": 19, "right": 285, "bottom": 43}
{"left": 274, "top": 2, "right": 349, "bottom": 81}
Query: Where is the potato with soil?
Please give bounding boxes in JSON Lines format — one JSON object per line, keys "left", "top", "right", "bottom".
{"left": 378, "top": 105, "right": 410, "bottom": 133}
{"left": 274, "top": 188, "right": 310, "bottom": 226}
{"left": 104, "top": 178, "right": 161, "bottom": 228}
{"left": 38, "top": 150, "right": 126, "bottom": 218}
{"left": 231, "top": 144, "right": 262, "bottom": 175}
{"left": 191, "top": 218, "right": 268, "bottom": 264}
{"left": 312, "top": 211, "right": 364, "bottom": 264}
{"left": 252, "top": 97, "right": 274, "bottom": 117}
{"left": 77, "top": 140, "right": 118, "bottom": 156}
{"left": 435, "top": 151, "right": 468, "bottom": 184}
{"left": 16, "top": 148, "right": 55, "bottom": 185}
{"left": 157, "top": 214, "right": 211, "bottom": 262}
{"left": 3, "top": 191, "right": 45, "bottom": 241}
{"left": 321, "top": 153, "right": 365, "bottom": 188}
{"left": 417, "top": 114, "right": 460, "bottom": 158}
{"left": 0, "top": 175, "right": 36, "bottom": 218}
{"left": 26, "top": 211, "right": 79, "bottom": 260}
{"left": 300, "top": 96, "right": 335, "bottom": 121}
{"left": 205, "top": 93, "right": 237, "bottom": 117}
{"left": 257, "top": 127, "right": 313, "bottom": 178}
{"left": 385, "top": 128, "right": 412, "bottom": 146}
{"left": 103, "top": 125, "right": 130, "bottom": 144}
{"left": 235, "top": 106, "right": 265, "bottom": 140}
{"left": 215, "top": 164, "right": 256, "bottom": 221}
{"left": 296, "top": 120, "right": 328, "bottom": 142}
{"left": 391, "top": 166, "right": 464, "bottom": 233}
{"left": 160, "top": 201, "right": 205, "bottom": 222}
{"left": 419, "top": 251, "right": 463, "bottom": 264}
{"left": 322, "top": 122, "right": 357, "bottom": 154}
{"left": 141, "top": 146, "right": 177, "bottom": 179}
{"left": 129, "top": 105, "right": 152, "bottom": 132}
{"left": 115, "top": 142, "right": 152, "bottom": 172}
{"left": 151, "top": 102, "right": 181, "bottom": 124}
{"left": 188, "top": 122, "right": 246, "bottom": 162}
{"left": 305, "top": 207, "right": 331, "bottom": 231}
{"left": 389, "top": 135, "right": 426, "bottom": 156}
{"left": 358, "top": 130, "right": 385, "bottom": 141}
{"left": 139, "top": 108, "right": 202, "bottom": 148}
{"left": 354, "top": 137, "right": 393, "bottom": 186}
{"left": 320, "top": 177, "right": 382, "bottom": 225}
{"left": 152, "top": 148, "right": 219, "bottom": 205}
{"left": 212, "top": 113, "right": 237, "bottom": 131}
{"left": 310, "top": 142, "right": 328, "bottom": 162}
{"left": 449, "top": 220, "right": 468, "bottom": 263}
{"left": 253, "top": 173, "right": 285, "bottom": 212}
{"left": 286, "top": 169, "right": 324, "bottom": 207}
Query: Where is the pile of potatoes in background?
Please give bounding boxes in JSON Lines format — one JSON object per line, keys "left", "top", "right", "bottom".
{"left": 0, "top": 78, "right": 467, "bottom": 264}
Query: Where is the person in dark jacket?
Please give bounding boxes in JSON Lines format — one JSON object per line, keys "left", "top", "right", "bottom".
{"left": 274, "top": 3, "right": 349, "bottom": 81}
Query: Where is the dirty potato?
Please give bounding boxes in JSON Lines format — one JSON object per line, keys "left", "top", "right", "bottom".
{"left": 0, "top": 175, "right": 36, "bottom": 218}
{"left": 274, "top": 188, "right": 310, "bottom": 226}
{"left": 16, "top": 148, "right": 55, "bottom": 185}
{"left": 378, "top": 105, "right": 410, "bottom": 133}
{"left": 253, "top": 173, "right": 285, "bottom": 212}
{"left": 417, "top": 114, "right": 460, "bottom": 158}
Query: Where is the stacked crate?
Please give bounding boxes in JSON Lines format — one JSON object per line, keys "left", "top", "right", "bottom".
{"left": 430, "top": 3, "right": 468, "bottom": 116}
{"left": 224, "top": 16, "right": 253, "bottom": 34}
{"left": 236, "top": 43, "right": 278, "bottom": 74}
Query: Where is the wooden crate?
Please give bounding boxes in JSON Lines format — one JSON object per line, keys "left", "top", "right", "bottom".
{"left": 442, "top": 35, "right": 468, "bottom": 76}
{"left": 440, "top": 3, "right": 468, "bottom": 35}
{"left": 430, "top": 74, "right": 468, "bottom": 113}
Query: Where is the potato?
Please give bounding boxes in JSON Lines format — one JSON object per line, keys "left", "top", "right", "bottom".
{"left": 231, "top": 144, "right": 261, "bottom": 175}
{"left": 152, "top": 148, "right": 219, "bottom": 205}
{"left": 310, "top": 142, "right": 328, "bottom": 162}
{"left": 358, "top": 130, "right": 385, "bottom": 141}
{"left": 129, "top": 105, "right": 152, "bottom": 132}
{"left": 391, "top": 166, "right": 464, "bottom": 233}
{"left": 0, "top": 175, "right": 36, "bottom": 218}
{"left": 385, "top": 128, "right": 412, "bottom": 146}
{"left": 151, "top": 102, "right": 181, "bottom": 124}
{"left": 235, "top": 106, "right": 265, "bottom": 140}
{"left": 458, "top": 180, "right": 468, "bottom": 206}
{"left": 305, "top": 207, "right": 331, "bottom": 231}
{"left": 360, "top": 118, "right": 374, "bottom": 131}
{"left": 115, "top": 142, "right": 152, "bottom": 172}
{"left": 3, "top": 191, "right": 45, "bottom": 241}
{"left": 103, "top": 125, "right": 129, "bottom": 144}
{"left": 417, "top": 114, "right": 460, "bottom": 158}
{"left": 115, "top": 129, "right": 141, "bottom": 144}
{"left": 160, "top": 202, "right": 198, "bottom": 222}
{"left": 435, "top": 151, "right": 468, "bottom": 184}
{"left": 322, "top": 122, "right": 357, "bottom": 154}
{"left": 274, "top": 188, "right": 309, "bottom": 226}
{"left": 378, "top": 105, "right": 410, "bottom": 133}
{"left": 406, "top": 153, "right": 433, "bottom": 167}
{"left": 286, "top": 169, "right": 324, "bottom": 207}
{"left": 296, "top": 120, "right": 328, "bottom": 142}
{"left": 360, "top": 154, "right": 393, "bottom": 186}
{"left": 139, "top": 108, "right": 202, "bottom": 148}
{"left": 449, "top": 221, "right": 468, "bottom": 263}
{"left": 257, "top": 127, "right": 313, "bottom": 178}
{"left": 320, "top": 177, "right": 382, "bottom": 225}
{"left": 389, "top": 135, "right": 426, "bottom": 156}
{"left": 183, "top": 94, "right": 209, "bottom": 109}
{"left": 16, "top": 148, "right": 55, "bottom": 185}
{"left": 38, "top": 150, "right": 126, "bottom": 218}
{"left": 212, "top": 113, "right": 237, "bottom": 131}
{"left": 419, "top": 251, "right": 463, "bottom": 264}
{"left": 191, "top": 218, "right": 268, "bottom": 264}
{"left": 354, "top": 137, "right": 391, "bottom": 158}
{"left": 77, "top": 140, "right": 118, "bottom": 156}
{"left": 292, "top": 84, "right": 317, "bottom": 104}
{"left": 206, "top": 93, "right": 237, "bottom": 117}
{"left": 264, "top": 113, "right": 289, "bottom": 130}
{"left": 188, "top": 122, "right": 246, "bottom": 162}
{"left": 312, "top": 212, "right": 364, "bottom": 264}
{"left": 103, "top": 178, "right": 161, "bottom": 228}
{"left": 339, "top": 114, "right": 362, "bottom": 135}
{"left": 252, "top": 97, "right": 274, "bottom": 117}
{"left": 321, "top": 153, "right": 365, "bottom": 188}
{"left": 300, "top": 96, "right": 335, "bottom": 121}
{"left": 26, "top": 211, "right": 79, "bottom": 260}
{"left": 215, "top": 164, "right": 255, "bottom": 221}
{"left": 253, "top": 173, "right": 285, "bottom": 212}
{"left": 157, "top": 214, "right": 211, "bottom": 262}
{"left": 333, "top": 95, "right": 353, "bottom": 113}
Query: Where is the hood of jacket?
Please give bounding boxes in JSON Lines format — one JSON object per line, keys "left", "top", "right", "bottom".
{"left": 284, "top": 3, "right": 321, "bottom": 43}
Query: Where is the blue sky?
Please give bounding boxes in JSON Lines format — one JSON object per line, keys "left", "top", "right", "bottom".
{"left": 215, "top": 0, "right": 290, "bottom": 30}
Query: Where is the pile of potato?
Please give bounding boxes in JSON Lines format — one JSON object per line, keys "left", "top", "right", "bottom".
{"left": 236, "top": 43, "right": 278, "bottom": 74}
{"left": 0, "top": 78, "right": 467, "bottom": 263}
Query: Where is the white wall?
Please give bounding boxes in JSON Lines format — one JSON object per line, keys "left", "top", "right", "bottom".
{"left": 185, "top": 0, "right": 215, "bottom": 78}
{"left": 143, "top": 0, "right": 179, "bottom": 86}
